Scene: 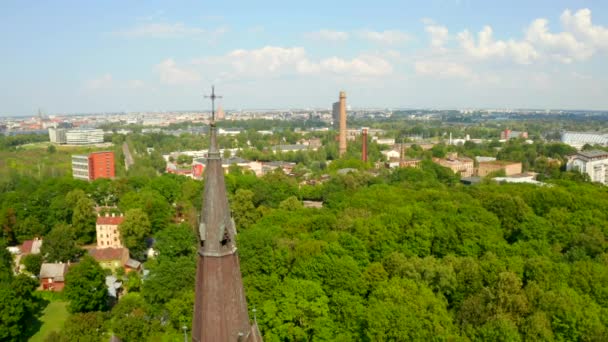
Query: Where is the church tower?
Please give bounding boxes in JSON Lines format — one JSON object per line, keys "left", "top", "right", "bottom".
{"left": 192, "top": 86, "right": 262, "bottom": 342}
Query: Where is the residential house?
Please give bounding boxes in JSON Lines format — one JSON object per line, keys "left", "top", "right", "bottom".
{"left": 89, "top": 247, "right": 129, "bottom": 273}
{"left": 20, "top": 237, "right": 43, "bottom": 256}
{"left": 40, "top": 263, "right": 69, "bottom": 291}
{"left": 477, "top": 161, "right": 523, "bottom": 177}
{"left": 433, "top": 152, "right": 475, "bottom": 177}
{"left": 566, "top": 150, "right": 608, "bottom": 184}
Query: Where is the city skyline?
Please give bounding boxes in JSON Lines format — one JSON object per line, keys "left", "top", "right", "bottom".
{"left": 2, "top": 0, "right": 608, "bottom": 115}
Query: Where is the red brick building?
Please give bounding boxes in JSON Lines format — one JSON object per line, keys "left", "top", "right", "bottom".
{"left": 72, "top": 151, "right": 115, "bottom": 181}
{"left": 89, "top": 151, "right": 115, "bottom": 180}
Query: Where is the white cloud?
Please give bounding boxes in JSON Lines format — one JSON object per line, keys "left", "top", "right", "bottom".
{"left": 561, "top": 8, "right": 608, "bottom": 49}
{"left": 425, "top": 23, "right": 449, "bottom": 50}
{"left": 305, "top": 29, "right": 349, "bottom": 41}
{"left": 204, "top": 46, "right": 393, "bottom": 78}
{"left": 414, "top": 61, "right": 475, "bottom": 79}
{"left": 359, "top": 30, "right": 412, "bottom": 45}
{"left": 525, "top": 18, "right": 590, "bottom": 63}
{"left": 155, "top": 59, "right": 201, "bottom": 85}
{"left": 457, "top": 26, "right": 539, "bottom": 64}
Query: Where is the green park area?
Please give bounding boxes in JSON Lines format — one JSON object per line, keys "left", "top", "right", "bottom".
{"left": 28, "top": 300, "right": 69, "bottom": 342}
{"left": 0, "top": 142, "right": 117, "bottom": 179}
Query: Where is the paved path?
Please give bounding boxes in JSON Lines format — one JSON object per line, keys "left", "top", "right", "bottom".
{"left": 123, "top": 142, "right": 134, "bottom": 170}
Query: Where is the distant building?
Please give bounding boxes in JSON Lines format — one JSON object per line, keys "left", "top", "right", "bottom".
{"left": 493, "top": 173, "right": 548, "bottom": 186}
{"left": 375, "top": 138, "right": 396, "bottom": 145}
{"left": 65, "top": 129, "right": 104, "bottom": 145}
{"left": 566, "top": 150, "right": 608, "bottom": 184}
{"left": 72, "top": 151, "right": 115, "bottom": 181}
{"left": 433, "top": 152, "right": 474, "bottom": 177}
{"left": 561, "top": 131, "right": 608, "bottom": 149}
{"left": 96, "top": 213, "right": 124, "bottom": 249}
{"left": 500, "top": 129, "right": 528, "bottom": 140}
{"left": 262, "top": 161, "right": 296, "bottom": 175}
{"left": 72, "top": 155, "right": 90, "bottom": 181}
{"left": 400, "top": 158, "right": 422, "bottom": 168}
{"left": 475, "top": 156, "right": 497, "bottom": 163}
{"left": 477, "top": 161, "right": 523, "bottom": 177}
{"left": 272, "top": 144, "right": 313, "bottom": 153}
{"left": 381, "top": 149, "right": 401, "bottom": 160}
{"left": 40, "top": 263, "right": 69, "bottom": 291}
{"left": 48, "top": 127, "right": 67, "bottom": 144}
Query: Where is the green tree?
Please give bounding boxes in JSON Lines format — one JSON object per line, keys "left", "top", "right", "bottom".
{"left": 22, "top": 253, "right": 43, "bottom": 276}
{"left": 40, "top": 223, "right": 82, "bottom": 263}
{"left": 119, "top": 209, "right": 151, "bottom": 261}
{"left": 142, "top": 257, "right": 195, "bottom": 305}
{"left": 278, "top": 196, "right": 302, "bottom": 211}
{"left": 260, "top": 278, "right": 335, "bottom": 341}
{"left": 0, "top": 275, "right": 39, "bottom": 342}
{"left": 111, "top": 294, "right": 152, "bottom": 342}
{"left": 154, "top": 224, "right": 197, "bottom": 260}
{"left": 231, "top": 189, "right": 260, "bottom": 229}
{"left": 60, "top": 311, "right": 108, "bottom": 342}
{"left": 72, "top": 197, "right": 97, "bottom": 244}
{"left": 64, "top": 255, "right": 108, "bottom": 313}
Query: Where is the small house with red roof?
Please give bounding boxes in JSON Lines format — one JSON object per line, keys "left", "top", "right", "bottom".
{"left": 20, "top": 237, "right": 43, "bottom": 255}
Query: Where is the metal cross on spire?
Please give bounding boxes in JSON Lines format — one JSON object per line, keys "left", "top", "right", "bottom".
{"left": 204, "top": 85, "right": 223, "bottom": 122}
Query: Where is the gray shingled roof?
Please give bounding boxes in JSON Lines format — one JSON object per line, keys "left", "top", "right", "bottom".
{"left": 39, "top": 263, "right": 68, "bottom": 281}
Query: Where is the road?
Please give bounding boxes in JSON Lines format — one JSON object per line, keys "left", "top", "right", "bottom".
{"left": 123, "top": 142, "right": 134, "bottom": 171}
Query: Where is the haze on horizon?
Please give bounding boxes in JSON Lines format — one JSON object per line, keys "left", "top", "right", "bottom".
{"left": 2, "top": 0, "right": 608, "bottom": 116}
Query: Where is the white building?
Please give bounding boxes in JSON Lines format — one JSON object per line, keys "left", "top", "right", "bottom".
{"left": 561, "top": 132, "right": 608, "bottom": 149}
{"left": 72, "top": 155, "right": 90, "bottom": 181}
{"left": 66, "top": 129, "right": 104, "bottom": 145}
{"left": 566, "top": 150, "right": 608, "bottom": 184}
{"left": 48, "top": 127, "right": 67, "bottom": 144}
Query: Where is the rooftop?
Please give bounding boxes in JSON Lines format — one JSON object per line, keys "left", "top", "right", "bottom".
{"left": 576, "top": 150, "right": 608, "bottom": 159}
{"left": 40, "top": 263, "right": 68, "bottom": 280}
{"left": 89, "top": 247, "right": 128, "bottom": 261}
{"left": 96, "top": 216, "right": 124, "bottom": 225}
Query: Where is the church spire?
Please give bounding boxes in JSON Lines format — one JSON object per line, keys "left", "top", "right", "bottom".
{"left": 192, "top": 86, "right": 262, "bottom": 342}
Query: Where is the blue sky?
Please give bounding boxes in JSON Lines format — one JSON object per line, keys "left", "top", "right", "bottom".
{"left": 2, "top": 0, "right": 608, "bottom": 115}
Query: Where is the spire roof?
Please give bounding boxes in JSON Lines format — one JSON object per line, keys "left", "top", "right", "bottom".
{"left": 192, "top": 86, "right": 262, "bottom": 341}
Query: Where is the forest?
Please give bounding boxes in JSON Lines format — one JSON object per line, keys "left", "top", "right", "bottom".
{"left": 1, "top": 155, "right": 608, "bottom": 341}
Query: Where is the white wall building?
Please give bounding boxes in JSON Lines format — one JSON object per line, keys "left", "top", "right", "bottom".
{"left": 566, "top": 150, "right": 608, "bottom": 184}
{"left": 561, "top": 132, "right": 608, "bottom": 149}
{"left": 66, "top": 129, "right": 104, "bottom": 145}
{"left": 48, "top": 127, "right": 67, "bottom": 144}
{"left": 72, "top": 155, "right": 90, "bottom": 181}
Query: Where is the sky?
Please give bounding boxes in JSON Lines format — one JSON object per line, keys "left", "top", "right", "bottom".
{"left": 2, "top": 0, "right": 608, "bottom": 115}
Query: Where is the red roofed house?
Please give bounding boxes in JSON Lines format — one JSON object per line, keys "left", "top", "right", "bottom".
{"left": 96, "top": 213, "right": 124, "bottom": 249}
{"left": 89, "top": 247, "right": 129, "bottom": 273}
{"left": 40, "top": 263, "right": 69, "bottom": 291}
{"left": 20, "top": 237, "right": 43, "bottom": 255}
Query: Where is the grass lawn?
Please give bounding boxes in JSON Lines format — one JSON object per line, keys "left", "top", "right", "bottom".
{"left": 0, "top": 143, "right": 119, "bottom": 179}
{"left": 28, "top": 301, "right": 69, "bottom": 342}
